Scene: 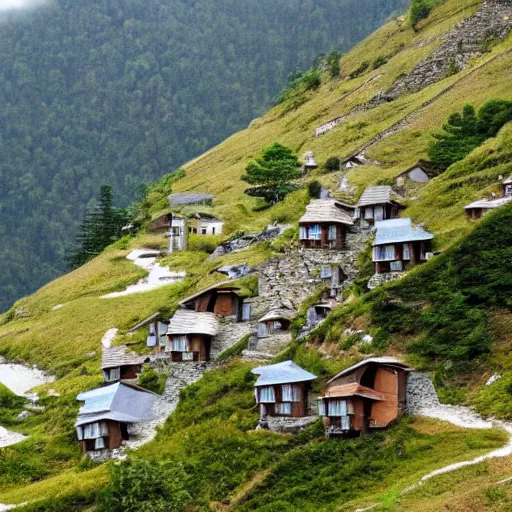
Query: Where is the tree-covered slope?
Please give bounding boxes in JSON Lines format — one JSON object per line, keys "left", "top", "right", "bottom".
{"left": 0, "top": 0, "right": 409, "bottom": 312}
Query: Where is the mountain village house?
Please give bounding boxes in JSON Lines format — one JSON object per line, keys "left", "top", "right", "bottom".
{"left": 396, "top": 162, "right": 431, "bottom": 184}
{"left": 252, "top": 360, "right": 317, "bottom": 426}
{"left": 464, "top": 175, "right": 512, "bottom": 219}
{"left": 75, "top": 382, "right": 155, "bottom": 455}
{"left": 302, "top": 150, "right": 318, "bottom": 174}
{"left": 354, "top": 186, "right": 404, "bottom": 228}
{"left": 128, "top": 312, "right": 170, "bottom": 350}
{"left": 372, "top": 218, "right": 434, "bottom": 274}
{"left": 165, "top": 309, "right": 219, "bottom": 362}
{"left": 299, "top": 199, "right": 354, "bottom": 250}
{"left": 257, "top": 308, "right": 294, "bottom": 338}
{"left": 101, "top": 345, "right": 147, "bottom": 383}
{"left": 187, "top": 214, "right": 224, "bottom": 235}
{"left": 318, "top": 357, "right": 410, "bottom": 436}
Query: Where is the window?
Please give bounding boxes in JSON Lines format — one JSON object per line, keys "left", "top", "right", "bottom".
{"left": 390, "top": 261, "right": 403, "bottom": 272}
{"left": 354, "top": 207, "right": 360, "bottom": 219}
{"left": 83, "top": 422, "right": 108, "bottom": 440}
{"left": 170, "top": 226, "right": 180, "bottom": 236}
{"left": 95, "top": 437, "right": 106, "bottom": 450}
{"left": 299, "top": 226, "right": 307, "bottom": 239}
{"left": 212, "top": 227, "right": 216, "bottom": 235}
{"left": 374, "top": 205, "right": 384, "bottom": 221}
{"left": 328, "top": 400, "right": 348, "bottom": 416}
{"left": 76, "top": 426, "right": 84, "bottom": 440}
{"left": 320, "top": 265, "right": 332, "bottom": 279}
{"left": 403, "top": 243, "right": 411, "bottom": 260}
{"left": 182, "top": 352, "right": 194, "bottom": 361}
{"left": 242, "top": 303, "right": 252, "bottom": 321}
{"left": 420, "top": 242, "right": 427, "bottom": 261}
{"left": 270, "top": 321, "right": 283, "bottom": 333}
{"left": 167, "top": 336, "right": 188, "bottom": 352}
{"left": 277, "top": 402, "right": 292, "bottom": 415}
{"left": 341, "top": 415, "right": 351, "bottom": 430}
{"left": 318, "top": 399, "right": 326, "bottom": 417}
{"left": 308, "top": 224, "right": 321, "bottom": 240}
{"left": 259, "top": 386, "right": 276, "bottom": 403}
{"left": 373, "top": 245, "right": 396, "bottom": 261}
{"left": 257, "top": 322, "right": 269, "bottom": 337}
{"left": 328, "top": 225, "right": 337, "bottom": 240}
{"left": 281, "top": 385, "right": 300, "bottom": 402}
{"left": 364, "top": 207, "right": 374, "bottom": 220}
{"left": 158, "top": 322, "right": 168, "bottom": 346}
{"left": 201, "top": 228, "right": 207, "bottom": 235}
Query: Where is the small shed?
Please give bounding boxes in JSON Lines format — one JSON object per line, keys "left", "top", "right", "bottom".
{"left": 355, "top": 186, "right": 404, "bottom": 227}
{"left": 165, "top": 309, "right": 219, "bottom": 362}
{"left": 252, "top": 360, "right": 317, "bottom": 420}
{"left": 299, "top": 199, "right": 354, "bottom": 250}
{"left": 179, "top": 283, "right": 247, "bottom": 321}
{"left": 257, "top": 308, "right": 295, "bottom": 338}
{"left": 464, "top": 196, "right": 512, "bottom": 219}
{"left": 189, "top": 216, "right": 224, "bottom": 236}
{"left": 318, "top": 357, "right": 411, "bottom": 436}
{"left": 75, "top": 382, "right": 155, "bottom": 454}
{"left": 128, "top": 312, "right": 169, "bottom": 350}
{"left": 101, "top": 345, "right": 147, "bottom": 383}
{"left": 302, "top": 151, "right": 318, "bottom": 174}
{"left": 372, "top": 218, "right": 434, "bottom": 274}
{"left": 168, "top": 193, "right": 214, "bottom": 208}
{"left": 396, "top": 162, "right": 431, "bottom": 184}
{"left": 306, "top": 303, "right": 333, "bottom": 328}
{"left": 503, "top": 175, "right": 512, "bottom": 197}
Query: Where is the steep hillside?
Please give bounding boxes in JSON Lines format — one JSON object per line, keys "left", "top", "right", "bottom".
{"left": 0, "top": 0, "right": 409, "bottom": 312}
{"left": 0, "top": 0, "right": 512, "bottom": 510}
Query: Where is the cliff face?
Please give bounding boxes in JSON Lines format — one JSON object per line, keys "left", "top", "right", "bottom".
{"left": 0, "top": 0, "right": 512, "bottom": 509}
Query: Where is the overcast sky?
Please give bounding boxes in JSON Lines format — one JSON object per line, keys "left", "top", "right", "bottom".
{"left": 0, "top": 0, "right": 46, "bottom": 10}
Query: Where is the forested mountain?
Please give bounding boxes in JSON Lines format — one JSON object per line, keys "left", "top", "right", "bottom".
{"left": 0, "top": 0, "right": 408, "bottom": 311}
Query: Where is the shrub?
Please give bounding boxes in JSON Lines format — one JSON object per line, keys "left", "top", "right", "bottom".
{"left": 324, "top": 157, "right": 341, "bottom": 172}
{"left": 187, "top": 233, "right": 223, "bottom": 253}
{"left": 410, "top": 0, "right": 432, "bottom": 28}
{"left": 308, "top": 180, "right": 322, "bottom": 198}
{"left": 138, "top": 366, "right": 167, "bottom": 395}
{"left": 371, "top": 55, "right": 387, "bottom": 69}
{"left": 349, "top": 61, "right": 369, "bottom": 79}
{"left": 97, "top": 458, "right": 191, "bottom": 512}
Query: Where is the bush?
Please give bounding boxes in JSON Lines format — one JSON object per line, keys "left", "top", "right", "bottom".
{"left": 97, "top": 458, "right": 191, "bottom": 512}
{"left": 349, "top": 61, "right": 369, "bottom": 79}
{"left": 187, "top": 233, "right": 223, "bottom": 253}
{"left": 371, "top": 55, "right": 387, "bottom": 69}
{"left": 138, "top": 366, "right": 167, "bottom": 395}
{"left": 324, "top": 156, "right": 341, "bottom": 172}
{"left": 410, "top": 0, "right": 432, "bottom": 28}
{"left": 308, "top": 180, "right": 322, "bottom": 198}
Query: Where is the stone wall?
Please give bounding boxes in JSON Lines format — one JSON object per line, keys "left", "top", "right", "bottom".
{"left": 367, "top": 271, "right": 404, "bottom": 290}
{"left": 210, "top": 320, "right": 255, "bottom": 358}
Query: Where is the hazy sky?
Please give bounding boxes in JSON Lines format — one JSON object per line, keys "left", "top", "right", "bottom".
{"left": 0, "top": 0, "right": 46, "bottom": 9}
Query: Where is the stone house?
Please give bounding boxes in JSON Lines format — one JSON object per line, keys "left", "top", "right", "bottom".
{"left": 299, "top": 199, "right": 354, "bottom": 250}
{"left": 396, "top": 162, "right": 431, "bottom": 184}
{"left": 75, "top": 382, "right": 155, "bottom": 456}
{"left": 165, "top": 309, "right": 219, "bottom": 362}
{"left": 354, "top": 186, "right": 404, "bottom": 228}
{"left": 318, "top": 357, "right": 411, "bottom": 437}
{"left": 371, "top": 218, "right": 434, "bottom": 275}
{"left": 252, "top": 360, "right": 317, "bottom": 428}
{"left": 257, "top": 308, "right": 295, "bottom": 338}
{"left": 101, "top": 345, "right": 148, "bottom": 383}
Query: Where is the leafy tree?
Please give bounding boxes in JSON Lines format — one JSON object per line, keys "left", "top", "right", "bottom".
{"left": 242, "top": 143, "right": 301, "bottom": 204}
{"left": 410, "top": 0, "right": 433, "bottom": 28}
{"left": 97, "top": 458, "right": 191, "bottom": 512}
{"left": 68, "top": 186, "right": 130, "bottom": 268}
{"left": 428, "top": 101, "right": 512, "bottom": 170}
{"left": 326, "top": 51, "right": 342, "bottom": 78}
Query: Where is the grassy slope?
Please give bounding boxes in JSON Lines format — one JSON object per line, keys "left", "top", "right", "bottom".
{"left": 0, "top": 0, "right": 511, "bottom": 508}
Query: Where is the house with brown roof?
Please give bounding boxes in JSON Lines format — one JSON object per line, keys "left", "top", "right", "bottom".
{"left": 101, "top": 345, "right": 148, "bottom": 383}
{"left": 299, "top": 199, "right": 354, "bottom": 250}
{"left": 354, "top": 186, "right": 404, "bottom": 228}
{"left": 128, "top": 312, "right": 169, "bottom": 350}
{"left": 318, "top": 357, "right": 411, "bottom": 437}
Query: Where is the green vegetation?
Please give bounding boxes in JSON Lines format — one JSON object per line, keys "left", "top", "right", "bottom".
{"left": 0, "top": 383, "right": 25, "bottom": 425}
{"left": 410, "top": 0, "right": 445, "bottom": 28}
{"left": 242, "top": 143, "right": 301, "bottom": 204}
{"left": 428, "top": 101, "right": 512, "bottom": 170}
{"left": 324, "top": 156, "right": 341, "bottom": 172}
{"left": 138, "top": 366, "right": 167, "bottom": 395}
{"left": 307, "top": 180, "right": 322, "bottom": 198}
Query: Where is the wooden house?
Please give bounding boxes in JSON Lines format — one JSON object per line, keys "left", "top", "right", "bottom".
{"left": 252, "top": 360, "right": 317, "bottom": 422}
{"left": 318, "top": 357, "right": 411, "bottom": 436}
{"left": 75, "top": 382, "right": 155, "bottom": 455}
{"left": 464, "top": 196, "right": 512, "bottom": 219}
{"left": 165, "top": 309, "right": 219, "bottom": 362}
{"left": 179, "top": 283, "right": 249, "bottom": 321}
{"left": 257, "top": 308, "right": 295, "bottom": 338}
{"left": 354, "top": 186, "right": 405, "bottom": 228}
{"left": 127, "top": 312, "right": 169, "bottom": 350}
{"left": 372, "top": 218, "right": 434, "bottom": 274}
{"left": 299, "top": 199, "right": 354, "bottom": 250}
{"left": 101, "top": 345, "right": 147, "bottom": 383}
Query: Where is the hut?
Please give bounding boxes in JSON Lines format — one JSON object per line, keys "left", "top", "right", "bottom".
{"left": 464, "top": 196, "right": 512, "bottom": 219}
{"left": 299, "top": 199, "right": 354, "bottom": 250}
{"left": 302, "top": 151, "right": 318, "bottom": 174}
{"left": 165, "top": 309, "right": 219, "bottom": 362}
{"left": 252, "top": 360, "right": 317, "bottom": 421}
{"left": 257, "top": 308, "right": 295, "bottom": 338}
{"left": 101, "top": 345, "right": 147, "bottom": 383}
{"left": 305, "top": 303, "right": 333, "bottom": 328}
{"left": 168, "top": 193, "right": 214, "bottom": 208}
{"left": 503, "top": 175, "right": 512, "bottom": 197}
{"left": 188, "top": 215, "right": 224, "bottom": 236}
{"left": 179, "top": 283, "right": 247, "bottom": 321}
{"left": 75, "top": 382, "right": 155, "bottom": 455}
{"left": 372, "top": 218, "right": 434, "bottom": 274}
{"left": 396, "top": 162, "right": 431, "bottom": 184}
{"left": 147, "top": 212, "right": 187, "bottom": 252}
{"left": 318, "top": 357, "right": 411, "bottom": 436}
{"left": 354, "top": 186, "right": 404, "bottom": 228}
{"left": 127, "top": 312, "right": 169, "bottom": 350}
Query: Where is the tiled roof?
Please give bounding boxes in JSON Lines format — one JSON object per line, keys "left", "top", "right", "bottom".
{"left": 373, "top": 218, "right": 434, "bottom": 246}
{"left": 299, "top": 199, "right": 354, "bottom": 225}
{"left": 168, "top": 193, "right": 214, "bottom": 207}
{"left": 252, "top": 360, "right": 317, "bottom": 387}
{"left": 101, "top": 345, "right": 147, "bottom": 370}
{"left": 166, "top": 309, "right": 219, "bottom": 336}
{"left": 464, "top": 196, "right": 512, "bottom": 210}
{"left": 321, "top": 383, "right": 384, "bottom": 401}
{"left": 327, "top": 357, "right": 411, "bottom": 384}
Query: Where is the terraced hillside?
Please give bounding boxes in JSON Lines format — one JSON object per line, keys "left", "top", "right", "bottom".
{"left": 0, "top": 0, "right": 511, "bottom": 510}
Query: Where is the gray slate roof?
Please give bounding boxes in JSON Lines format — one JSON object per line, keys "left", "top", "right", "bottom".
{"left": 503, "top": 176, "right": 512, "bottom": 185}
{"left": 373, "top": 218, "right": 434, "bottom": 246}
{"left": 464, "top": 196, "right": 512, "bottom": 210}
{"left": 299, "top": 199, "right": 354, "bottom": 225}
{"left": 357, "top": 186, "right": 394, "bottom": 207}
{"left": 166, "top": 309, "right": 219, "bottom": 336}
{"left": 75, "top": 382, "right": 155, "bottom": 426}
{"left": 101, "top": 345, "right": 147, "bottom": 370}
{"left": 259, "top": 308, "right": 296, "bottom": 323}
{"left": 168, "top": 193, "right": 214, "bottom": 207}
{"left": 252, "top": 360, "right": 317, "bottom": 387}
{"left": 327, "top": 357, "right": 411, "bottom": 384}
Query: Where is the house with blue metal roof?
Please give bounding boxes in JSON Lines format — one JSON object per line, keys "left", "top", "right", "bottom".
{"left": 371, "top": 218, "right": 434, "bottom": 277}
{"left": 75, "top": 382, "right": 155, "bottom": 456}
{"left": 252, "top": 361, "right": 317, "bottom": 428}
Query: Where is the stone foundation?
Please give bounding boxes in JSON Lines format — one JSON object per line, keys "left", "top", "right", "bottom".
{"left": 264, "top": 415, "right": 319, "bottom": 433}
{"left": 367, "top": 272, "right": 404, "bottom": 289}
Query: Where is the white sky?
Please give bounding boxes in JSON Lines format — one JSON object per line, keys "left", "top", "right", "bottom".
{"left": 0, "top": 0, "right": 45, "bottom": 9}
